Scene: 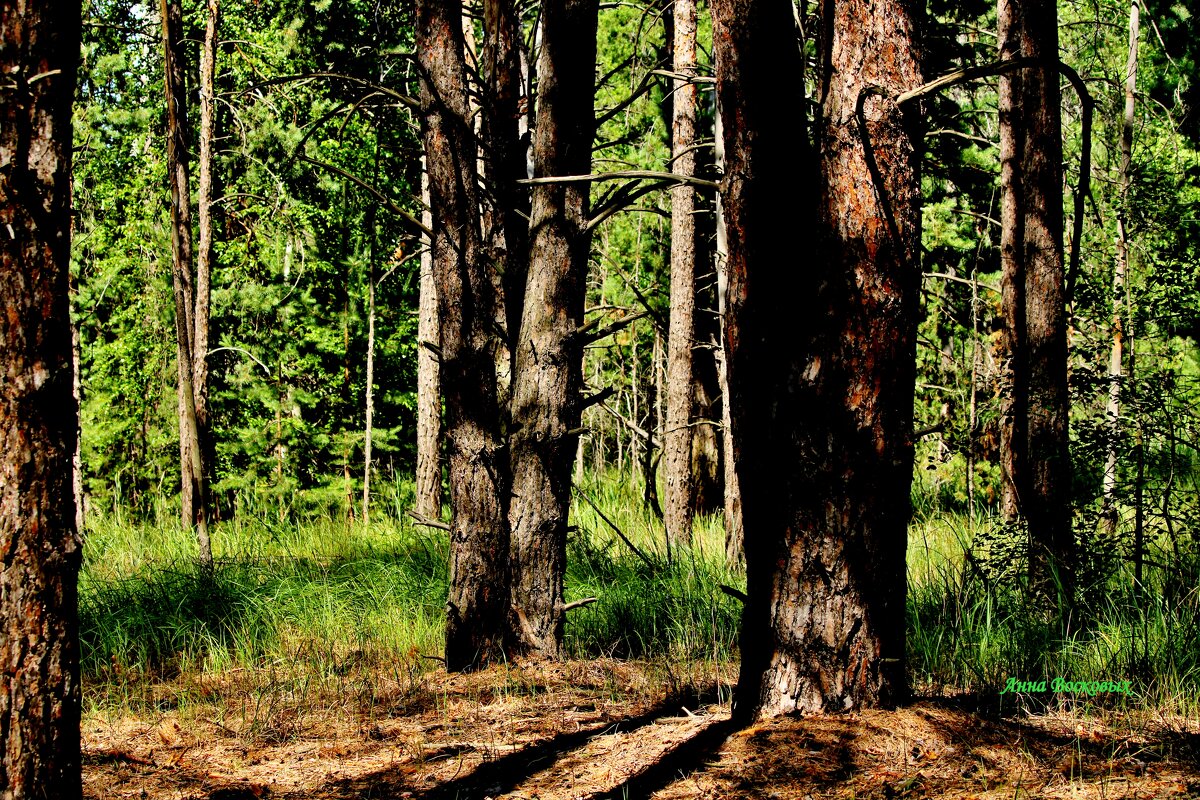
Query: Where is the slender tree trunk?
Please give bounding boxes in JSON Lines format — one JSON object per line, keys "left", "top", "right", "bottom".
{"left": 362, "top": 139, "right": 382, "bottom": 524}
{"left": 507, "top": 0, "right": 600, "bottom": 658}
{"left": 415, "top": 158, "right": 443, "bottom": 520}
{"left": 716, "top": 0, "right": 921, "bottom": 720}
{"left": 417, "top": 0, "right": 511, "bottom": 670}
{"left": 363, "top": 257, "right": 376, "bottom": 524}
{"left": 0, "top": 0, "right": 83, "bottom": 793}
{"left": 482, "top": 0, "right": 530, "bottom": 370}
{"left": 714, "top": 97, "right": 743, "bottom": 566}
{"left": 1102, "top": 0, "right": 1139, "bottom": 539}
{"left": 194, "top": 0, "right": 218, "bottom": 515}
{"left": 663, "top": 0, "right": 699, "bottom": 553}
{"left": 998, "top": 0, "right": 1074, "bottom": 606}
{"left": 161, "top": 0, "right": 213, "bottom": 567}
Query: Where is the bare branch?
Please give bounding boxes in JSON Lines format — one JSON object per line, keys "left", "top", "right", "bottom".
{"left": 561, "top": 597, "right": 599, "bottom": 612}
{"left": 582, "top": 310, "right": 650, "bottom": 345}
{"left": 297, "top": 154, "right": 433, "bottom": 240}
{"left": 237, "top": 71, "right": 419, "bottom": 109}
{"left": 574, "top": 487, "right": 658, "bottom": 570}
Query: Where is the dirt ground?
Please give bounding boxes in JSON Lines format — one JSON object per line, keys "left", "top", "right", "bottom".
{"left": 83, "top": 660, "right": 1200, "bottom": 799}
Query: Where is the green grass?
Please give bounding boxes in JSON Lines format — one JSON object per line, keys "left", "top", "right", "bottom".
{"left": 80, "top": 471, "right": 1200, "bottom": 717}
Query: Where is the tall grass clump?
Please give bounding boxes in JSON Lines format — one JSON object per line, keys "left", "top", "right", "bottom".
{"left": 906, "top": 495, "right": 1200, "bottom": 714}
{"left": 80, "top": 504, "right": 449, "bottom": 690}
{"left": 564, "top": 470, "right": 742, "bottom": 662}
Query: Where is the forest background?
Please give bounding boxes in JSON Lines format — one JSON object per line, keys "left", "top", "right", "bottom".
{"left": 69, "top": 0, "right": 1200, "bottom": 714}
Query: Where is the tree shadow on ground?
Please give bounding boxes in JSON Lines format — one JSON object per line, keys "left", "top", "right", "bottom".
{"left": 309, "top": 684, "right": 728, "bottom": 800}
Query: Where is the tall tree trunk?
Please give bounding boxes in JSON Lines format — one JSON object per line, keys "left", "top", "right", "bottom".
{"left": 362, "top": 257, "right": 377, "bottom": 524}
{"left": 0, "top": 0, "right": 83, "bottom": 793}
{"left": 998, "top": 0, "right": 1074, "bottom": 607}
{"left": 716, "top": 0, "right": 921, "bottom": 721}
{"left": 161, "top": 0, "right": 213, "bottom": 567}
{"left": 1102, "top": 0, "right": 1139, "bottom": 539}
{"left": 507, "top": 0, "right": 599, "bottom": 657}
{"left": 194, "top": 0, "right": 218, "bottom": 516}
{"left": 362, "top": 142, "right": 382, "bottom": 525}
{"left": 417, "top": 0, "right": 511, "bottom": 670}
{"left": 414, "top": 157, "right": 443, "bottom": 520}
{"left": 663, "top": 0, "right": 699, "bottom": 553}
{"left": 713, "top": 96, "right": 744, "bottom": 566}
{"left": 481, "top": 0, "right": 530, "bottom": 370}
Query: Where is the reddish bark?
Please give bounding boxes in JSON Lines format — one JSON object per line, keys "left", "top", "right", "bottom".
{"left": 715, "top": 0, "right": 921, "bottom": 719}
{"left": 0, "top": 0, "right": 84, "bottom": 793}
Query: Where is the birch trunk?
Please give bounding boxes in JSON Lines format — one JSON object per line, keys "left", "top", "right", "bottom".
{"left": 1102, "top": 0, "right": 1139, "bottom": 538}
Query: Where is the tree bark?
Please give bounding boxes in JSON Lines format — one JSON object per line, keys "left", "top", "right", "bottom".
{"left": 713, "top": 96, "right": 744, "bottom": 567}
{"left": 663, "top": 0, "right": 699, "bottom": 553}
{"left": 0, "top": 0, "right": 84, "bottom": 793}
{"left": 716, "top": 0, "right": 921, "bottom": 721}
{"left": 194, "top": 0, "right": 218, "bottom": 515}
{"left": 414, "top": 157, "right": 443, "bottom": 520}
{"left": 161, "top": 0, "right": 212, "bottom": 566}
{"left": 417, "top": 0, "right": 511, "bottom": 670}
{"left": 506, "top": 0, "right": 599, "bottom": 657}
{"left": 481, "top": 0, "right": 530, "bottom": 371}
{"left": 1102, "top": 0, "right": 1139, "bottom": 539}
{"left": 997, "top": 0, "right": 1074, "bottom": 606}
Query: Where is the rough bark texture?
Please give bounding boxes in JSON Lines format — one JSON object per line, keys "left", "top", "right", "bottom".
{"left": 417, "top": 0, "right": 511, "bottom": 670}
{"left": 481, "top": 0, "right": 530, "bottom": 368}
{"left": 414, "top": 159, "right": 443, "bottom": 520}
{"left": 1102, "top": 0, "right": 1138, "bottom": 538}
{"left": 712, "top": 98, "right": 743, "bottom": 566}
{"left": 194, "top": 0, "right": 218, "bottom": 501}
{"left": 663, "top": 0, "right": 699, "bottom": 552}
{"left": 161, "top": 0, "right": 212, "bottom": 566}
{"left": 997, "top": 0, "right": 1074, "bottom": 604}
{"left": 0, "top": 0, "right": 84, "bottom": 794}
{"left": 507, "top": 0, "right": 599, "bottom": 657}
{"left": 715, "top": 0, "right": 921, "bottom": 721}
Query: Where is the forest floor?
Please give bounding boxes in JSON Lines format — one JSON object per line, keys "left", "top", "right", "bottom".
{"left": 82, "top": 659, "right": 1200, "bottom": 800}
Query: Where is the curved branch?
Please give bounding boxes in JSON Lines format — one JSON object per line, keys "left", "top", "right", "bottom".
{"left": 519, "top": 170, "right": 718, "bottom": 188}
{"left": 892, "top": 56, "right": 1093, "bottom": 304}
{"left": 237, "top": 71, "right": 419, "bottom": 109}
{"left": 297, "top": 154, "right": 432, "bottom": 240}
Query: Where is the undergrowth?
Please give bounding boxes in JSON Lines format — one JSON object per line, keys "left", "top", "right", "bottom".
{"left": 80, "top": 471, "right": 1200, "bottom": 718}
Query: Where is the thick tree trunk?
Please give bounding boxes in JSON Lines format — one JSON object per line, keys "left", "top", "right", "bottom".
{"left": 716, "top": 0, "right": 921, "bottom": 721}
{"left": 663, "top": 0, "right": 699, "bottom": 553}
{"left": 161, "top": 0, "right": 213, "bottom": 567}
{"left": 1102, "top": 0, "right": 1139, "bottom": 538}
{"left": 414, "top": 158, "right": 443, "bottom": 520}
{"left": 417, "top": 0, "right": 511, "bottom": 670}
{"left": 0, "top": 1, "right": 83, "bottom": 794}
{"left": 507, "top": 0, "right": 599, "bottom": 657}
{"left": 997, "top": 0, "right": 1074, "bottom": 606}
